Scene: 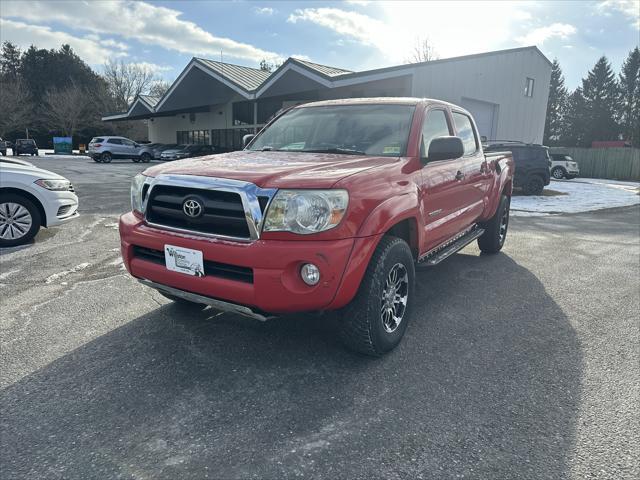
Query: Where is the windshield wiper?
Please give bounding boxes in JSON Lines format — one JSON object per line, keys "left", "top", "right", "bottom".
{"left": 300, "top": 147, "right": 366, "bottom": 155}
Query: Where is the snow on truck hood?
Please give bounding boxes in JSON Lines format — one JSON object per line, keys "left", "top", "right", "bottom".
{"left": 144, "top": 150, "right": 401, "bottom": 188}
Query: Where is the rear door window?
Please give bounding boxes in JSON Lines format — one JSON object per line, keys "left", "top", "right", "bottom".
{"left": 452, "top": 112, "right": 478, "bottom": 155}
{"left": 107, "top": 138, "right": 122, "bottom": 145}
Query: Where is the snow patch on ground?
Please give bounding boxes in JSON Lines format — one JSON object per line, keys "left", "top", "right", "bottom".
{"left": 45, "top": 262, "right": 91, "bottom": 284}
{"left": 511, "top": 178, "right": 639, "bottom": 216}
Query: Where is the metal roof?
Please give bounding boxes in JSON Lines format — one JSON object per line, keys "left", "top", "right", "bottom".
{"left": 291, "top": 58, "right": 352, "bottom": 78}
{"left": 139, "top": 95, "right": 160, "bottom": 108}
{"left": 195, "top": 58, "right": 272, "bottom": 92}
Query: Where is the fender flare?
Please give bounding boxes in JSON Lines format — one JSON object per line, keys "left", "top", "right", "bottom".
{"left": 356, "top": 191, "right": 421, "bottom": 238}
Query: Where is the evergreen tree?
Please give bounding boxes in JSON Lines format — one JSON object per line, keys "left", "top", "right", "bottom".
{"left": 0, "top": 41, "right": 21, "bottom": 79}
{"left": 563, "top": 88, "right": 588, "bottom": 147}
{"left": 618, "top": 47, "right": 640, "bottom": 146}
{"left": 581, "top": 56, "right": 620, "bottom": 143}
{"left": 544, "top": 59, "right": 568, "bottom": 145}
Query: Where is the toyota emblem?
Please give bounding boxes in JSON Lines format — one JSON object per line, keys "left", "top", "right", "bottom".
{"left": 183, "top": 198, "right": 203, "bottom": 218}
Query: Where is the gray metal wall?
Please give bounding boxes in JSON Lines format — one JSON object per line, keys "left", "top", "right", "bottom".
{"left": 411, "top": 49, "right": 551, "bottom": 144}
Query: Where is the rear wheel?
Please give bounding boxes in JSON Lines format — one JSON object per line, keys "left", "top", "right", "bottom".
{"left": 0, "top": 194, "right": 42, "bottom": 247}
{"left": 478, "top": 194, "right": 510, "bottom": 254}
{"left": 338, "top": 236, "right": 415, "bottom": 356}
{"left": 101, "top": 152, "right": 112, "bottom": 163}
{"left": 523, "top": 175, "right": 544, "bottom": 195}
{"left": 551, "top": 167, "right": 565, "bottom": 180}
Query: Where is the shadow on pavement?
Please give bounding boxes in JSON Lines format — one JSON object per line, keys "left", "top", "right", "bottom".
{"left": 1, "top": 252, "right": 582, "bottom": 479}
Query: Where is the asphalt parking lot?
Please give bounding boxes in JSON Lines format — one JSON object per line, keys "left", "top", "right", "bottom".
{"left": 1, "top": 156, "right": 639, "bottom": 479}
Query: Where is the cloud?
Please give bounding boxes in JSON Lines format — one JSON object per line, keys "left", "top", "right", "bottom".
{"left": 254, "top": 7, "right": 275, "bottom": 15}
{"left": 596, "top": 0, "right": 640, "bottom": 29}
{"left": 287, "top": 2, "right": 541, "bottom": 64}
{"left": 516, "top": 23, "right": 577, "bottom": 46}
{"left": 0, "top": 18, "right": 128, "bottom": 60}
{"left": 2, "top": 0, "right": 283, "bottom": 62}
{"left": 130, "top": 62, "right": 174, "bottom": 72}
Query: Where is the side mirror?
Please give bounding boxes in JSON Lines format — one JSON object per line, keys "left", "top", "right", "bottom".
{"left": 424, "top": 136, "right": 465, "bottom": 163}
{"left": 242, "top": 134, "right": 256, "bottom": 149}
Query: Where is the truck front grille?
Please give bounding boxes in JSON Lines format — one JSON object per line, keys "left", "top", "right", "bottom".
{"left": 132, "top": 245, "right": 254, "bottom": 283}
{"left": 146, "top": 185, "right": 250, "bottom": 239}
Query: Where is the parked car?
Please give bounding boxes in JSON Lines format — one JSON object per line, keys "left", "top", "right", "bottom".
{"left": 484, "top": 141, "right": 550, "bottom": 195}
{"left": 13, "top": 139, "right": 39, "bottom": 156}
{"left": 0, "top": 158, "right": 79, "bottom": 246}
{"left": 88, "top": 136, "right": 153, "bottom": 163}
{"left": 160, "top": 144, "right": 215, "bottom": 161}
{"left": 120, "top": 98, "right": 514, "bottom": 356}
{"left": 0, "top": 137, "right": 8, "bottom": 156}
{"left": 550, "top": 153, "right": 579, "bottom": 179}
{"left": 152, "top": 144, "right": 179, "bottom": 159}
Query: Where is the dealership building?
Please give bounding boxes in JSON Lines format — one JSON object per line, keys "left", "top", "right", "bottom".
{"left": 103, "top": 46, "right": 552, "bottom": 149}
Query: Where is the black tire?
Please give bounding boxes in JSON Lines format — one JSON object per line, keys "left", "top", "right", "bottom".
{"left": 0, "top": 193, "right": 42, "bottom": 247}
{"left": 551, "top": 167, "right": 566, "bottom": 180}
{"left": 338, "top": 236, "right": 415, "bottom": 356}
{"left": 140, "top": 153, "right": 151, "bottom": 163}
{"left": 478, "top": 194, "right": 510, "bottom": 254}
{"left": 93, "top": 156, "right": 102, "bottom": 163}
{"left": 132, "top": 157, "right": 141, "bottom": 163}
{"left": 101, "top": 152, "right": 112, "bottom": 163}
{"left": 523, "top": 175, "right": 544, "bottom": 195}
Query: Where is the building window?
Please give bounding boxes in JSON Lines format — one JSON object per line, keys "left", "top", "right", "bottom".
{"left": 176, "top": 130, "right": 210, "bottom": 145}
{"left": 211, "top": 128, "right": 253, "bottom": 152}
{"left": 232, "top": 101, "right": 254, "bottom": 126}
{"left": 524, "top": 77, "right": 535, "bottom": 97}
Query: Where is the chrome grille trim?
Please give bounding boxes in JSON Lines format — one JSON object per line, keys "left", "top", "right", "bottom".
{"left": 142, "top": 175, "right": 277, "bottom": 243}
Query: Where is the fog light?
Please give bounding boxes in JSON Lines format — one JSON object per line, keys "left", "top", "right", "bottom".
{"left": 300, "top": 263, "right": 320, "bottom": 286}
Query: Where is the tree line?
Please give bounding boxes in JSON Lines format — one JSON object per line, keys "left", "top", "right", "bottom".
{"left": 544, "top": 47, "right": 640, "bottom": 148}
{"left": 0, "top": 41, "right": 170, "bottom": 148}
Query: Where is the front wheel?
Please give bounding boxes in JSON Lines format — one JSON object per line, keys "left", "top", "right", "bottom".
{"left": 338, "top": 236, "right": 415, "bottom": 356}
{"left": 0, "top": 194, "right": 42, "bottom": 247}
{"left": 140, "top": 153, "right": 151, "bottom": 163}
{"left": 478, "top": 194, "right": 510, "bottom": 254}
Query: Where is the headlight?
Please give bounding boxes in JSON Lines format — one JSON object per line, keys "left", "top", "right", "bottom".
{"left": 263, "top": 190, "right": 348, "bottom": 234}
{"left": 34, "top": 179, "right": 71, "bottom": 191}
{"left": 131, "top": 173, "right": 149, "bottom": 213}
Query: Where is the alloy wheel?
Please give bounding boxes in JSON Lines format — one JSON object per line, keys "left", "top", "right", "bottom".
{"left": 0, "top": 202, "right": 33, "bottom": 241}
{"left": 380, "top": 263, "right": 409, "bottom": 333}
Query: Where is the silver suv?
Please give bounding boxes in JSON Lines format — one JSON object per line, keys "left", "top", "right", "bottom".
{"left": 88, "top": 136, "right": 154, "bottom": 163}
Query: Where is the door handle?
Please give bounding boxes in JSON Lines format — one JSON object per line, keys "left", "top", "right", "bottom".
{"left": 455, "top": 171, "right": 465, "bottom": 181}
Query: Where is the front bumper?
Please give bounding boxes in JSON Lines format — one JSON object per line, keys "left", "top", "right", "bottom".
{"left": 119, "top": 212, "right": 380, "bottom": 314}
{"left": 43, "top": 190, "right": 79, "bottom": 227}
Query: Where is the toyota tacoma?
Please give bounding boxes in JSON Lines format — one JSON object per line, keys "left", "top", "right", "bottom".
{"left": 119, "top": 98, "right": 514, "bottom": 355}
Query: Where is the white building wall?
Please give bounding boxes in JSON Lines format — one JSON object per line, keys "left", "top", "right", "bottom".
{"left": 148, "top": 101, "right": 236, "bottom": 143}
{"left": 411, "top": 49, "right": 551, "bottom": 143}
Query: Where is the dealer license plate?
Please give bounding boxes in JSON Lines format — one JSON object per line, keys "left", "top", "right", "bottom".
{"left": 164, "top": 244, "right": 204, "bottom": 277}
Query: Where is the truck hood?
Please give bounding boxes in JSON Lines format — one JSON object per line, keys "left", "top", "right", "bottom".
{"left": 144, "top": 150, "right": 401, "bottom": 188}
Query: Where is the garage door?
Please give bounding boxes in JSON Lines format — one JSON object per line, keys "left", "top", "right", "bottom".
{"left": 460, "top": 97, "right": 498, "bottom": 141}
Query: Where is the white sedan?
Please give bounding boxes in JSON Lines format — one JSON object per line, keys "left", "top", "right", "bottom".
{"left": 0, "top": 158, "right": 79, "bottom": 246}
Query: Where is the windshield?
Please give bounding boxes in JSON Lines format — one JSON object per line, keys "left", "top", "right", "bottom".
{"left": 249, "top": 104, "right": 416, "bottom": 156}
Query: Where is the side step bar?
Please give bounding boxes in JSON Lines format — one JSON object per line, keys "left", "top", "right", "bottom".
{"left": 418, "top": 226, "right": 485, "bottom": 267}
{"left": 139, "top": 278, "right": 274, "bottom": 321}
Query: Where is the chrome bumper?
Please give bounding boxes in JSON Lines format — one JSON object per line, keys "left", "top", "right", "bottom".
{"left": 138, "top": 278, "right": 273, "bottom": 321}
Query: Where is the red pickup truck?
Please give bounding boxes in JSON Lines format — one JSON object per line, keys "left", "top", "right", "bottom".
{"left": 120, "top": 98, "right": 514, "bottom": 356}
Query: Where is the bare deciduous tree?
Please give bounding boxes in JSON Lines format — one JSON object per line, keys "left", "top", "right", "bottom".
{"left": 406, "top": 37, "right": 440, "bottom": 64}
{"left": 102, "top": 59, "right": 159, "bottom": 110}
{"left": 148, "top": 80, "right": 171, "bottom": 99}
{"left": 43, "top": 81, "right": 90, "bottom": 137}
{"left": 0, "top": 77, "right": 33, "bottom": 136}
